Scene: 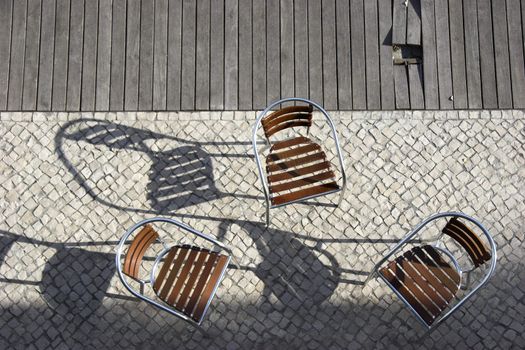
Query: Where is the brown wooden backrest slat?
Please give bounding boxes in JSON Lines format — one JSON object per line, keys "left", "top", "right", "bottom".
{"left": 269, "top": 171, "right": 335, "bottom": 194}
{"left": 166, "top": 247, "right": 201, "bottom": 305}
{"left": 123, "top": 225, "right": 159, "bottom": 279}
{"left": 158, "top": 245, "right": 191, "bottom": 300}
{"left": 191, "top": 255, "right": 229, "bottom": 322}
{"left": 442, "top": 218, "right": 491, "bottom": 267}
{"left": 261, "top": 105, "right": 313, "bottom": 139}
{"left": 268, "top": 161, "right": 332, "bottom": 182}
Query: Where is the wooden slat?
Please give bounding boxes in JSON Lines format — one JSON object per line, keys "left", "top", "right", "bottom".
{"left": 270, "top": 171, "right": 335, "bottom": 193}
{"left": 444, "top": 218, "right": 491, "bottom": 266}
{"left": 159, "top": 245, "right": 190, "bottom": 300}
{"left": 124, "top": 0, "right": 140, "bottom": 110}
{"left": 269, "top": 136, "right": 309, "bottom": 151}
{"left": 272, "top": 182, "right": 339, "bottom": 206}
{"left": 109, "top": 0, "right": 126, "bottom": 110}
{"left": 281, "top": 0, "right": 294, "bottom": 105}
{"left": 37, "top": 0, "right": 55, "bottom": 111}
{"left": 191, "top": 255, "right": 229, "bottom": 322}
{"left": 153, "top": 0, "right": 168, "bottom": 110}
{"left": 66, "top": 0, "right": 84, "bottom": 111}
{"left": 267, "top": 152, "right": 327, "bottom": 173}
{"left": 449, "top": 0, "right": 467, "bottom": 108}
{"left": 308, "top": 0, "right": 322, "bottom": 103}
{"left": 153, "top": 247, "right": 179, "bottom": 292}
{"left": 167, "top": 247, "right": 200, "bottom": 305}
{"left": 267, "top": 143, "right": 321, "bottom": 162}
{"left": 350, "top": 0, "right": 366, "bottom": 109}
{"left": 52, "top": 0, "right": 69, "bottom": 110}
{"left": 421, "top": 0, "right": 438, "bottom": 109}
{"left": 184, "top": 252, "right": 220, "bottom": 316}
{"left": 492, "top": 0, "right": 513, "bottom": 108}
{"left": 22, "top": 0, "right": 41, "bottom": 111}
{"left": 408, "top": 64, "right": 425, "bottom": 109}
{"left": 364, "top": 0, "right": 380, "bottom": 110}
{"left": 267, "top": 0, "right": 280, "bottom": 104}
{"left": 394, "top": 65, "right": 410, "bottom": 109}
{"left": 264, "top": 114, "right": 311, "bottom": 135}
{"left": 477, "top": 0, "right": 498, "bottom": 108}
{"left": 507, "top": 0, "right": 525, "bottom": 109}
{"left": 406, "top": 0, "right": 421, "bottom": 45}
{"left": 181, "top": 0, "right": 197, "bottom": 110}
{"left": 224, "top": 0, "right": 238, "bottom": 110}
{"left": 195, "top": 0, "right": 211, "bottom": 110}
{"left": 238, "top": 0, "right": 252, "bottom": 110}
{"left": 268, "top": 161, "right": 333, "bottom": 182}
{"left": 434, "top": 0, "right": 454, "bottom": 109}
{"left": 167, "top": 0, "right": 183, "bottom": 110}
{"left": 176, "top": 249, "right": 209, "bottom": 310}
{"left": 209, "top": 0, "right": 224, "bottom": 110}
{"left": 123, "top": 225, "right": 159, "bottom": 279}
{"left": 95, "top": 0, "right": 112, "bottom": 110}
{"left": 392, "top": 0, "right": 406, "bottom": 44}
{"left": 463, "top": 0, "right": 482, "bottom": 109}
{"left": 81, "top": 0, "right": 98, "bottom": 111}
{"left": 139, "top": 0, "right": 154, "bottom": 110}
{"left": 378, "top": 0, "right": 394, "bottom": 110}
{"left": 252, "top": 0, "right": 266, "bottom": 109}
{"left": 416, "top": 246, "right": 460, "bottom": 292}
{"left": 266, "top": 120, "right": 311, "bottom": 137}
{"left": 262, "top": 105, "right": 312, "bottom": 126}
{"left": 322, "top": 0, "right": 338, "bottom": 109}
{"left": 294, "top": 0, "right": 309, "bottom": 100}
{"left": 0, "top": 0, "right": 12, "bottom": 109}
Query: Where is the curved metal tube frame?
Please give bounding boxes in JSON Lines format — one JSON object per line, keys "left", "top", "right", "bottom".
{"left": 365, "top": 212, "right": 497, "bottom": 330}
{"left": 252, "top": 98, "right": 347, "bottom": 226}
{"left": 116, "top": 217, "right": 232, "bottom": 326}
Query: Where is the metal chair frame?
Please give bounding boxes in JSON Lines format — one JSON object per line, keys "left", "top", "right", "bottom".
{"left": 116, "top": 217, "right": 233, "bottom": 326}
{"left": 252, "top": 98, "right": 347, "bottom": 226}
{"left": 365, "top": 212, "right": 497, "bottom": 330}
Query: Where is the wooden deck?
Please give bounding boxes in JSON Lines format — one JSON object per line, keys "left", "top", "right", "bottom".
{"left": 0, "top": 0, "right": 524, "bottom": 111}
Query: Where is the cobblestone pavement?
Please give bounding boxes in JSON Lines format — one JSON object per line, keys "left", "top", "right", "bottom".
{"left": 0, "top": 111, "right": 524, "bottom": 349}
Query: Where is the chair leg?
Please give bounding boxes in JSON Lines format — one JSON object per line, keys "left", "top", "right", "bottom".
{"left": 265, "top": 205, "right": 270, "bottom": 227}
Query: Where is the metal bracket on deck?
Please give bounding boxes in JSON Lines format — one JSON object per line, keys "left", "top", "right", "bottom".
{"left": 392, "top": 44, "right": 422, "bottom": 65}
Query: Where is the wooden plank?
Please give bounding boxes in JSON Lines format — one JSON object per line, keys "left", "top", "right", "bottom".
{"left": 267, "top": 0, "right": 280, "bottom": 104}
{"left": 209, "top": 0, "right": 224, "bottom": 109}
{"left": 37, "top": 0, "right": 55, "bottom": 110}
{"left": 238, "top": 0, "right": 252, "bottom": 109}
{"left": 96, "top": 0, "right": 112, "bottom": 110}
{"left": 335, "top": 0, "right": 351, "bottom": 109}
{"left": 110, "top": 0, "right": 126, "bottom": 110}
{"left": 66, "top": 0, "right": 84, "bottom": 111}
{"left": 434, "top": 0, "right": 453, "bottom": 109}
{"left": 392, "top": 0, "right": 406, "bottom": 44}
{"left": 507, "top": 0, "right": 525, "bottom": 108}
{"left": 308, "top": 0, "right": 322, "bottom": 103}
{"left": 22, "top": 0, "right": 41, "bottom": 110}
{"left": 406, "top": 0, "right": 421, "bottom": 45}
{"left": 0, "top": 0, "right": 13, "bottom": 109}
{"left": 125, "top": 0, "right": 140, "bottom": 110}
{"left": 167, "top": 0, "right": 183, "bottom": 110}
{"left": 224, "top": 0, "right": 238, "bottom": 110}
{"left": 364, "top": 0, "right": 380, "bottom": 110}
{"left": 52, "top": 0, "right": 69, "bottom": 110}
{"left": 463, "top": 0, "right": 482, "bottom": 109}
{"left": 350, "top": 0, "right": 366, "bottom": 109}
{"left": 195, "top": 0, "right": 210, "bottom": 110}
{"left": 252, "top": 0, "right": 266, "bottom": 109}
{"left": 153, "top": 0, "right": 168, "bottom": 110}
{"left": 408, "top": 64, "right": 424, "bottom": 108}
{"left": 477, "top": 0, "right": 497, "bottom": 108}
{"left": 421, "top": 0, "right": 438, "bottom": 109}
{"left": 322, "top": 0, "right": 338, "bottom": 109}
{"left": 294, "top": 0, "right": 309, "bottom": 100}
{"left": 378, "top": 0, "right": 394, "bottom": 110}
{"left": 281, "top": 0, "right": 294, "bottom": 104}
{"left": 394, "top": 65, "right": 410, "bottom": 109}
{"left": 81, "top": 0, "right": 98, "bottom": 111}
{"left": 448, "top": 0, "right": 467, "bottom": 109}
{"left": 139, "top": 0, "right": 154, "bottom": 110}
{"left": 492, "top": 0, "right": 512, "bottom": 108}
{"left": 8, "top": 0, "right": 26, "bottom": 110}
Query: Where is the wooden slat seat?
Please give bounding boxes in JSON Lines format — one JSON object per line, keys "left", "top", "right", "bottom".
{"left": 153, "top": 245, "right": 229, "bottom": 323}
{"left": 379, "top": 245, "right": 460, "bottom": 326}
{"left": 265, "top": 136, "right": 339, "bottom": 206}
{"left": 123, "top": 224, "right": 159, "bottom": 279}
{"left": 442, "top": 218, "right": 491, "bottom": 267}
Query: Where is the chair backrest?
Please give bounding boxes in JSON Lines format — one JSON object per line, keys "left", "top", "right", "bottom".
{"left": 261, "top": 105, "right": 313, "bottom": 140}
{"left": 442, "top": 217, "right": 492, "bottom": 268}
{"left": 123, "top": 224, "right": 159, "bottom": 279}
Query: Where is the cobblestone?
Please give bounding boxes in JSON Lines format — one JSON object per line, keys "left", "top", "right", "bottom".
{"left": 0, "top": 112, "right": 524, "bottom": 349}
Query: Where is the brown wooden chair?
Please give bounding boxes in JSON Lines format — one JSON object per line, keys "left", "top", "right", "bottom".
{"left": 366, "top": 212, "right": 497, "bottom": 330}
{"left": 252, "top": 98, "right": 347, "bottom": 226}
{"left": 116, "top": 218, "right": 232, "bottom": 326}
